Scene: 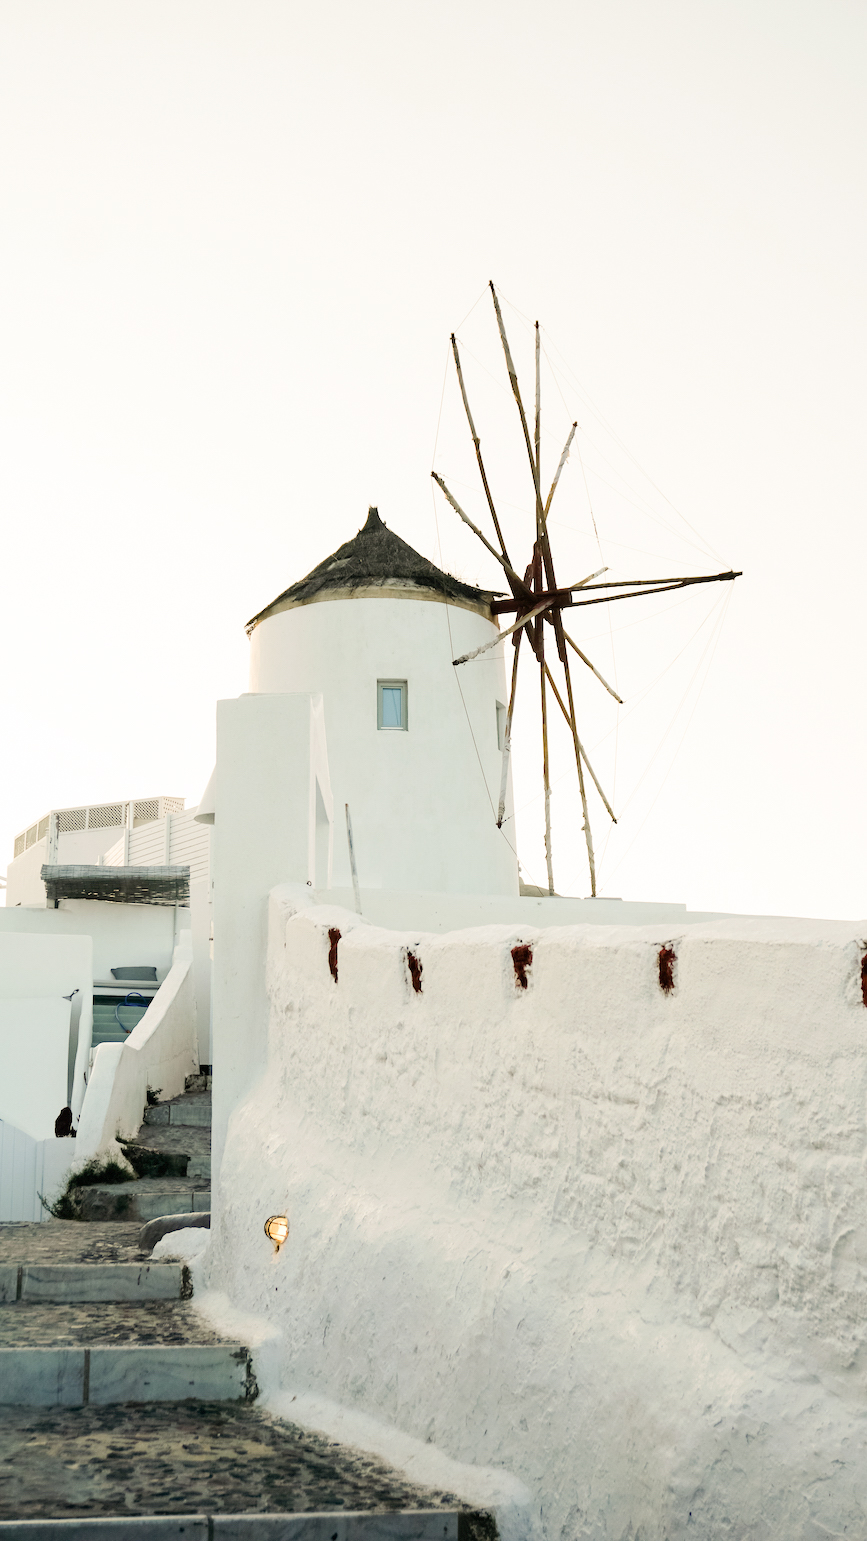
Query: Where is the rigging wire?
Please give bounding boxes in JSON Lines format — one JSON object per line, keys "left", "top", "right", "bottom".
{"left": 506, "top": 587, "right": 728, "bottom": 821}
{"left": 542, "top": 351, "right": 699, "bottom": 588}
{"left": 574, "top": 590, "right": 696, "bottom": 642}
{"left": 496, "top": 285, "right": 720, "bottom": 562}
{"left": 600, "top": 589, "right": 733, "bottom": 886}
{"left": 574, "top": 437, "right": 603, "bottom": 561}
{"left": 455, "top": 286, "right": 491, "bottom": 334}
{"left": 558, "top": 592, "right": 730, "bottom": 895}
{"left": 572, "top": 424, "right": 718, "bottom": 563}
{"left": 452, "top": 323, "right": 710, "bottom": 574}
{"left": 611, "top": 590, "right": 732, "bottom": 823}
{"left": 564, "top": 455, "right": 712, "bottom": 557}
{"left": 537, "top": 325, "right": 723, "bottom": 564}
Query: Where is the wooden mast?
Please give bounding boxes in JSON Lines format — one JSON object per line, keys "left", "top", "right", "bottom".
{"left": 497, "top": 631, "right": 522, "bottom": 828}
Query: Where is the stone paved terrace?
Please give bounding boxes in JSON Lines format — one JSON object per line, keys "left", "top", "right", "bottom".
{"left": 0, "top": 1404, "right": 493, "bottom": 1533}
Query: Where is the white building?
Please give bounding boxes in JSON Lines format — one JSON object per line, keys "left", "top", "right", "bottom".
{"left": 1, "top": 793, "right": 212, "bottom": 1187}
{"left": 6, "top": 795, "right": 186, "bottom": 908}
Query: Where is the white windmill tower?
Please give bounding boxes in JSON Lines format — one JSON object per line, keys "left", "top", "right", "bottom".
{"left": 245, "top": 507, "right": 520, "bottom": 897}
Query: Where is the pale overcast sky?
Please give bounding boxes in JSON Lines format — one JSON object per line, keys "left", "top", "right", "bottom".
{"left": 1, "top": 0, "right": 864, "bottom": 918}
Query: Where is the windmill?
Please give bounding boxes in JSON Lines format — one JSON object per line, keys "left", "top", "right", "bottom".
{"left": 432, "top": 282, "right": 740, "bottom": 898}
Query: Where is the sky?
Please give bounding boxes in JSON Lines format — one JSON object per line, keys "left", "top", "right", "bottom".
{"left": 1, "top": 0, "right": 864, "bottom": 919}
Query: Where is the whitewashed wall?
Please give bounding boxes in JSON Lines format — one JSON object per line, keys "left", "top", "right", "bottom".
{"left": 210, "top": 692, "right": 333, "bottom": 1163}
{"left": 207, "top": 889, "right": 867, "bottom": 1541}
{"left": 249, "top": 593, "right": 518, "bottom": 897}
{"left": 0, "top": 901, "right": 181, "bottom": 986}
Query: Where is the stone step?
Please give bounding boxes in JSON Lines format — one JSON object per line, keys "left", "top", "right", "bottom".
{"left": 0, "top": 1299, "right": 253, "bottom": 1406}
{"left": 184, "top": 1070, "right": 212, "bottom": 1092}
{"left": 120, "top": 1143, "right": 190, "bottom": 1180}
{"left": 0, "top": 1262, "right": 187, "bottom": 1304}
{"left": 0, "top": 1511, "right": 470, "bottom": 1538}
{"left": 72, "top": 1181, "right": 210, "bottom": 1224}
{"left": 144, "top": 1096, "right": 211, "bottom": 1129}
{"left": 124, "top": 1124, "right": 210, "bottom": 1182}
{"left": 0, "top": 1343, "right": 253, "bottom": 1406}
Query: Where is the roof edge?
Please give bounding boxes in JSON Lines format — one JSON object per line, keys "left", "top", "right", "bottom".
{"left": 246, "top": 580, "right": 497, "bottom": 635}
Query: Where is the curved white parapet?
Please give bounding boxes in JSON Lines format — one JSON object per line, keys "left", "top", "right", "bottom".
{"left": 69, "top": 991, "right": 93, "bottom": 1123}
{"left": 76, "top": 932, "right": 199, "bottom": 1163}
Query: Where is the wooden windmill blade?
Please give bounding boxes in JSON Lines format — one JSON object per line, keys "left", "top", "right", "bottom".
{"left": 433, "top": 282, "right": 741, "bottom": 898}
{"left": 489, "top": 281, "right": 606, "bottom": 891}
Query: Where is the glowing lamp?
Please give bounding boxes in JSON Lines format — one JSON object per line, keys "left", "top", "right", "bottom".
{"left": 264, "top": 1214, "right": 289, "bottom": 1253}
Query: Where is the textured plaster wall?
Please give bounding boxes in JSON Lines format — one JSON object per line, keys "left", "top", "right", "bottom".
{"left": 208, "top": 888, "right": 867, "bottom": 1540}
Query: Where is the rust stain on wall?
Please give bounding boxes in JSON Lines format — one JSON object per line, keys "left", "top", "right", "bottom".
{"left": 328, "top": 928, "right": 341, "bottom": 983}
{"left": 658, "top": 944, "right": 676, "bottom": 994}
{"left": 406, "top": 950, "right": 423, "bottom": 994}
{"left": 512, "top": 943, "right": 532, "bottom": 989}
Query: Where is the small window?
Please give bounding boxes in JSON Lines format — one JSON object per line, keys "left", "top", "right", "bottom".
{"left": 378, "top": 679, "right": 408, "bottom": 731}
{"left": 496, "top": 701, "right": 507, "bottom": 751}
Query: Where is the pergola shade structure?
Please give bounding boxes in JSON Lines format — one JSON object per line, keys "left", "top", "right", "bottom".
{"left": 41, "top": 865, "right": 190, "bottom": 907}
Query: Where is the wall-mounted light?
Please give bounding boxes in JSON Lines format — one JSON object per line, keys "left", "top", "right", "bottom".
{"left": 264, "top": 1214, "right": 289, "bottom": 1253}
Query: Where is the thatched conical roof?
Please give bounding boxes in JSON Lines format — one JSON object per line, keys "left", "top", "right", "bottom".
{"left": 246, "top": 508, "right": 493, "bottom": 632}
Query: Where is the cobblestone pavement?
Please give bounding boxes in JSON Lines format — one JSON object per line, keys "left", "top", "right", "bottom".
{"left": 0, "top": 1404, "right": 470, "bottom": 1521}
{"left": 0, "top": 1301, "right": 225, "bottom": 1347}
{"left": 0, "top": 1223, "right": 146, "bottom": 1264}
